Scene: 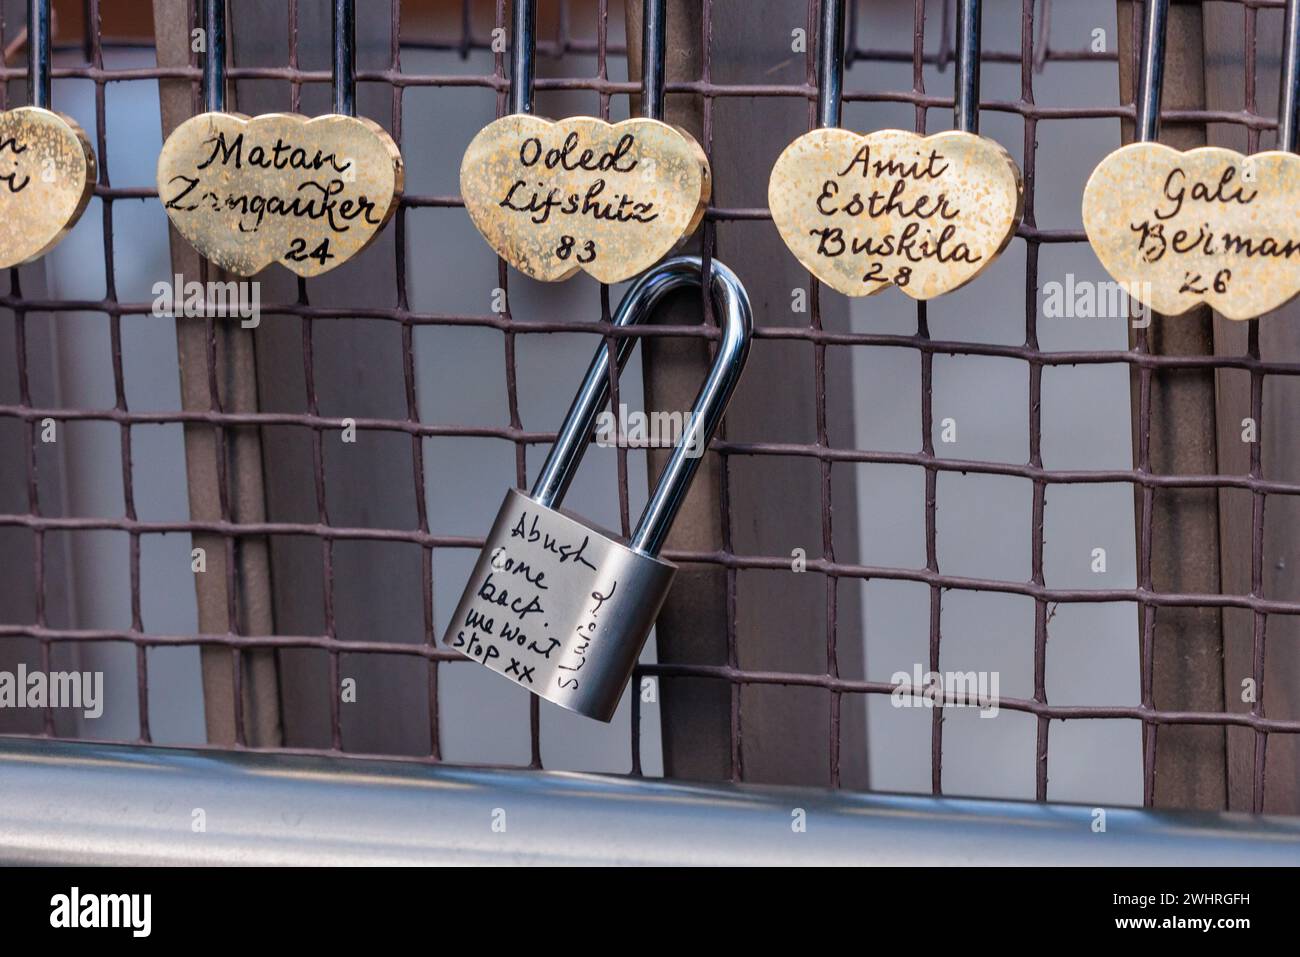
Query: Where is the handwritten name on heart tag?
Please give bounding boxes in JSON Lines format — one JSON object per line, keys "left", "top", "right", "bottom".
{"left": 769, "top": 128, "right": 1023, "bottom": 299}
{"left": 459, "top": 115, "right": 710, "bottom": 283}
{"left": 1082, "top": 143, "right": 1300, "bottom": 320}
{"left": 0, "top": 107, "right": 95, "bottom": 269}
{"left": 157, "top": 112, "right": 403, "bottom": 277}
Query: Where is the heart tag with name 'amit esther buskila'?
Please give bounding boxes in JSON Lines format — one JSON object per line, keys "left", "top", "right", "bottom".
{"left": 0, "top": 107, "right": 96, "bottom": 269}
{"left": 1082, "top": 143, "right": 1300, "bottom": 320}
{"left": 459, "top": 115, "right": 710, "bottom": 283}
{"left": 769, "top": 128, "right": 1023, "bottom": 299}
{"left": 157, "top": 112, "right": 403, "bottom": 277}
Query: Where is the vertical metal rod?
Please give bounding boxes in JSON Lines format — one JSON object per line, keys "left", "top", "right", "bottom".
{"left": 953, "top": 0, "right": 981, "bottom": 133}
{"left": 817, "top": 0, "right": 845, "bottom": 129}
{"left": 509, "top": 0, "right": 536, "bottom": 115}
{"left": 332, "top": 0, "right": 356, "bottom": 116}
{"left": 1279, "top": 0, "right": 1300, "bottom": 152}
{"left": 203, "top": 0, "right": 226, "bottom": 114}
{"left": 27, "top": 0, "right": 50, "bottom": 109}
{"left": 641, "top": 0, "right": 667, "bottom": 120}
{"left": 1135, "top": 0, "right": 1169, "bottom": 142}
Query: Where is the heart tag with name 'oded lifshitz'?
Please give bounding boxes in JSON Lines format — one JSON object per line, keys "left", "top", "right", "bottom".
{"left": 459, "top": 115, "right": 710, "bottom": 283}
{"left": 157, "top": 112, "right": 403, "bottom": 277}
{"left": 769, "top": 128, "right": 1023, "bottom": 299}
{"left": 1082, "top": 143, "right": 1300, "bottom": 320}
{"left": 0, "top": 107, "right": 96, "bottom": 269}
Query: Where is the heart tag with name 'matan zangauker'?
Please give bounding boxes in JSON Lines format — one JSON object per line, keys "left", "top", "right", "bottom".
{"left": 157, "top": 112, "right": 403, "bottom": 277}
{"left": 459, "top": 115, "right": 710, "bottom": 283}
{"left": 1083, "top": 143, "right": 1300, "bottom": 320}
{"left": 769, "top": 128, "right": 1023, "bottom": 299}
{"left": 0, "top": 107, "right": 96, "bottom": 268}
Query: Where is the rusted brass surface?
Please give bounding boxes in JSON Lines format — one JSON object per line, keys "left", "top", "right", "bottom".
{"left": 459, "top": 114, "right": 710, "bottom": 283}
{"left": 768, "top": 128, "right": 1022, "bottom": 299}
{"left": 1083, "top": 142, "right": 1299, "bottom": 321}
{"left": 0, "top": 106, "right": 95, "bottom": 269}
{"left": 156, "top": 111, "right": 403, "bottom": 278}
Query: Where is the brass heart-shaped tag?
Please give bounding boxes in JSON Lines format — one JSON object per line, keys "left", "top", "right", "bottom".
{"left": 1082, "top": 143, "right": 1300, "bottom": 320}
{"left": 769, "top": 128, "right": 1023, "bottom": 299}
{"left": 0, "top": 107, "right": 95, "bottom": 268}
{"left": 459, "top": 115, "right": 710, "bottom": 283}
{"left": 157, "top": 112, "right": 403, "bottom": 277}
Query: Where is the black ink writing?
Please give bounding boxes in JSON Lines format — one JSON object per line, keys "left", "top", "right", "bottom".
{"left": 518, "top": 132, "right": 639, "bottom": 174}
{"left": 196, "top": 131, "right": 352, "bottom": 175}
{"left": 0, "top": 135, "right": 31, "bottom": 194}
{"left": 510, "top": 513, "right": 599, "bottom": 570}
{"left": 499, "top": 178, "right": 658, "bottom": 226}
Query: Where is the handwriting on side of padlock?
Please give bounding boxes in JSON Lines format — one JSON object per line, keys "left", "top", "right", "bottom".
{"left": 444, "top": 489, "right": 675, "bottom": 720}
{"left": 0, "top": 107, "right": 96, "bottom": 269}
{"left": 441, "top": 257, "right": 751, "bottom": 722}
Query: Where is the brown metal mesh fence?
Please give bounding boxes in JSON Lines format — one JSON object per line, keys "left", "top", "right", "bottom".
{"left": 0, "top": 0, "right": 1297, "bottom": 811}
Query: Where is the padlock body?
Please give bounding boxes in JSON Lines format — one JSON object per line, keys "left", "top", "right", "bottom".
{"left": 441, "top": 488, "right": 676, "bottom": 721}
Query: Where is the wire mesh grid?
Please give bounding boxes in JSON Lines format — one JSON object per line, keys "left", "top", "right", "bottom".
{"left": 0, "top": 0, "right": 1297, "bottom": 811}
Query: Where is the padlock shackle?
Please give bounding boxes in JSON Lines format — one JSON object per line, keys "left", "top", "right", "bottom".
{"left": 816, "top": 0, "right": 846, "bottom": 129}
{"left": 26, "top": 0, "right": 51, "bottom": 109}
{"left": 1134, "top": 0, "right": 1169, "bottom": 143}
{"left": 200, "top": 0, "right": 356, "bottom": 116}
{"left": 530, "top": 256, "right": 752, "bottom": 558}
{"left": 817, "top": 0, "right": 978, "bottom": 132}
{"left": 509, "top": 0, "right": 670, "bottom": 120}
{"left": 641, "top": 0, "right": 668, "bottom": 121}
{"left": 1281, "top": 0, "right": 1300, "bottom": 152}
{"left": 953, "top": 0, "right": 981, "bottom": 134}
{"left": 333, "top": 0, "right": 356, "bottom": 117}
{"left": 202, "top": 0, "right": 227, "bottom": 114}
{"left": 509, "top": 0, "right": 537, "bottom": 116}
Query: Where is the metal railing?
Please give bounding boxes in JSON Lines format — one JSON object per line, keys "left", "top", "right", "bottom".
{"left": 3, "top": 737, "right": 1299, "bottom": 864}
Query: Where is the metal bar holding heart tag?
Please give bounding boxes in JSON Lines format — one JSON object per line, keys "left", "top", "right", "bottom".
{"left": 819, "top": 0, "right": 978, "bottom": 133}
{"left": 155, "top": 0, "right": 403, "bottom": 278}
{"left": 25, "top": 0, "right": 50, "bottom": 109}
{"left": 0, "top": 0, "right": 96, "bottom": 270}
{"left": 769, "top": 0, "right": 1024, "bottom": 301}
{"left": 459, "top": 0, "right": 710, "bottom": 284}
{"left": 1281, "top": 0, "right": 1300, "bottom": 154}
{"left": 1082, "top": 0, "right": 1300, "bottom": 321}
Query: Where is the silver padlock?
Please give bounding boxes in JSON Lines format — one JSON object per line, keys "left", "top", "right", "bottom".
{"left": 441, "top": 256, "right": 752, "bottom": 721}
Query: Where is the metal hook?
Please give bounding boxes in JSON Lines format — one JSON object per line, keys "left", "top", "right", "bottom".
{"left": 530, "top": 256, "right": 752, "bottom": 557}
{"left": 818, "top": 0, "right": 976, "bottom": 132}
{"left": 26, "top": 0, "right": 51, "bottom": 109}
{"left": 202, "top": 0, "right": 226, "bottom": 114}
{"left": 816, "top": 0, "right": 846, "bottom": 129}
{"left": 1279, "top": 0, "right": 1300, "bottom": 152}
{"left": 1134, "top": 0, "right": 1168, "bottom": 143}
{"left": 508, "top": 0, "right": 670, "bottom": 121}
{"left": 203, "top": 0, "right": 353, "bottom": 116}
{"left": 641, "top": 0, "right": 667, "bottom": 121}
{"left": 332, "top": 0, "right": 356, "bottom": 117}
{"left": 954, "top": 0, "right": 981, "bottom": 133}
{"left": 509, "top": 0, "right": 536, "bottom": 116}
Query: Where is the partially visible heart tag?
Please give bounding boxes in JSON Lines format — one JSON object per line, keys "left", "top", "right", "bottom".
{"left": 1083, "top": 143, "right": 1300, "bottom": 320}
{"left": 769, "top": 128, "right": 1023, "bottom": 299}
{"left": 156, "top": 112, "right": 403, "bottom": 277}
{"left": 459, "top": 114, "right": 710, "bottom": 283}
{"left": 0, "top": 106, "right": 95, "bottom": 268}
